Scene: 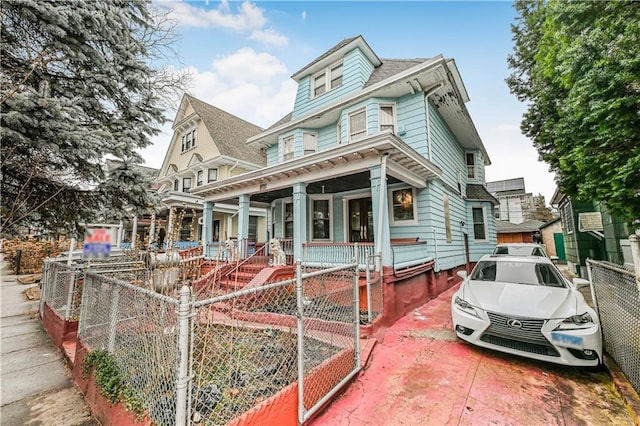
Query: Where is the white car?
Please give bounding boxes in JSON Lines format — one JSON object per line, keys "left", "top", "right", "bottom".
{"left": 452, "top": 254, "right": 602, "bottom": 366}
{"left": 492, "top": 243, "right": 558, "bottom": 261}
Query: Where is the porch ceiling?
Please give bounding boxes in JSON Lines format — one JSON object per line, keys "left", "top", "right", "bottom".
{"left": 192, "top": 132, "right": 441, "bottom": 204}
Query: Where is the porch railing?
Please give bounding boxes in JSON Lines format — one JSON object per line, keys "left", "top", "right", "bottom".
{"left": 391, "top": 240, "right": 431, "bottom": 271}
{"left": 302, "top": 243, "right": 373, "bottom": 270}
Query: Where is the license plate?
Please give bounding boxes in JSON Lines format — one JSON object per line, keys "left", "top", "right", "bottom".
{"left": 551, "top": 332, "right": 584, "bottom": 349}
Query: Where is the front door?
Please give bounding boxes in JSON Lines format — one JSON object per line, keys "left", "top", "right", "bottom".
{"left": 349, "top": 198, "right": 374, "bottom": 242}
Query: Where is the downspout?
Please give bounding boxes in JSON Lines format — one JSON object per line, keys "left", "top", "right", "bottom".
{"left": 375, "top": 154, "right": 389, "bottom": 257}
{"left": 433, "top": 228, "right": 439, "bottom": 272}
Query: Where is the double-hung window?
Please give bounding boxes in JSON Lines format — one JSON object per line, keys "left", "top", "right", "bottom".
{"left": 349, "top": 109, "right": 367, "bottom": 142}
{"left": 466, "top": 153, "right": 476, "bottom": 179}
{"left": 208, "top": 168, "right": 218, "bottom": 183}
{"left": 182, "top": 177, "right": 192, "bottom": 193}
{"left": 303, "top": 132, "right": 317, "bottom": 156}
{"left": 472, "top": 207, "right": 487, "bottom": 241}
{"left": 284, "top": 202, "right": 294, "bottom": 238}
{"left": 180, "top": 129, "right": 197, "bottom": 153}
{"left": 379, "top": 105, "right": 395, "bottom": 133}
{"left": 282, "top": 135, "right": 294, "bottom": 161}
{"left": 173, "top": 179, "right": 179, "bottom": 191}
{"left": 196, "top": 170, "right": 203, "bottom": 186}
{"left": 312, "top": 61, "right": 343, "bottom": 98}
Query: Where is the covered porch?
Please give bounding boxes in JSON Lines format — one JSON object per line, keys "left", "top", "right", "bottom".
{"left": 193, "top": 131, "right": 442, "bottom": 271}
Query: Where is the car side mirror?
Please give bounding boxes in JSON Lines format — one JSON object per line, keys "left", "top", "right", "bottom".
{"left": 572, "top": 277, "right": 590, "bottom": 289}
{"left": 550, "top": 255, "right": 559, "bottom": 262}
{"left": 457, "top": 270, "right": 468, "bottom": 279}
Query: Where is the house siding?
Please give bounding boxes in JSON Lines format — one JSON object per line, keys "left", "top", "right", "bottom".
{"left": 292, "top": 48, "right": 375, "bottom": 119}
{"left": 428, "top": 101, "right": 466, "bottom": 193}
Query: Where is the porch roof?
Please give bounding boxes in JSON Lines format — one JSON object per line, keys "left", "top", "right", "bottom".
{"left": 192, "top": 131, "right": 442, "bottom": 204}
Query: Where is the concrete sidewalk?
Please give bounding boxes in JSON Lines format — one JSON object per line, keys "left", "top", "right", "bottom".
{"left": 0, "top": 255, "right": 98, "bottom": 425}
{"left": 310, "top": 284, "right": 638, "bottom": 426}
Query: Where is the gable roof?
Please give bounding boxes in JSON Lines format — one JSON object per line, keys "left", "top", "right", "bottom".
{"left": 183, "top": 94, "right": 266, "bottom": 166}
{"left": 291, "top": 35, "right": 382, "bottom": 81}
{"left": 466, "top": 184, "right": 499, "bottom": 205}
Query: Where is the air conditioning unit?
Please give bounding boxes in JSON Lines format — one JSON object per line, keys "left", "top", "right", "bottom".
{"left": 198, "top": 217, "right": 204, "bottom": 225}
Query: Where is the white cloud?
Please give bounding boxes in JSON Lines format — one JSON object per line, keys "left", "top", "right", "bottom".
{"left": 139, "top": 48, "right": 297, "bottom": 169}
{"left": 163, "top": 0, "right": 287, "bottom": 46}
{"left": 301, "top": 11, "right": 307, "bottom": 20}
{"left": 249, "top": 29, "right": 288, "bottom": 47}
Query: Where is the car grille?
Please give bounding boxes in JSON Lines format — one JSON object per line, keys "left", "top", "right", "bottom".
{"left": 480, "top": 312, "right": 560, "bottom": 357}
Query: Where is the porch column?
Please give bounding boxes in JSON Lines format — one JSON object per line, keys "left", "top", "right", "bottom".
{"left": 148, "top": 213, "right": 156, "bottom": 250}
{"left": 131, "top": 215, "right": 138, "bottom": 249}
{"left": 237, "top": 194, "right": 250, "bottom": 258}
{"left": 167, "top": 207, "right": 175, "bottom": 249}
{"left": 293, "top": 182, "right": 308, "bottom": 261}
{"left": 265, "top": 206, "right": 272, "bottom": 242}
{"left": 202, "top": 201, "right": 214, "bottom": 256}
{"left": 370, "top": 162, "right": 392, "bottom": 266}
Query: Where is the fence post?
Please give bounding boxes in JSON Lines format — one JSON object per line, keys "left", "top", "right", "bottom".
{"left": 175, "top": 284, "right": 191, "bottom": 426}
{"left": 629, "top": 235, "right": 640, "bottom": 277}
{"left": 353, "top": 244, "right": 361, "bottom": 369}
{"left": 365, "top": 252, "right": 372, "bottom": 323}
{"left": 107, "top": 285, "right": 120, "bottom": 353}
{"left": 64, "top": 270, "right": 76, "bottom": 320}
{"left": 296, "top": 260, "right": 305, "bottom": 425}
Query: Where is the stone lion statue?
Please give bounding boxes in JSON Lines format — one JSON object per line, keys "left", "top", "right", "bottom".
{"left": 269, "top": 238, "right": 286, "bottom": 266}
{"left": 224, "top": 239, "right": 240, "bottom": 262}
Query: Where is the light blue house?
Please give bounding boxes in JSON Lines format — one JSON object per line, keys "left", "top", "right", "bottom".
{"left": 194, "top": 36, "right": 497, "bottom": 317}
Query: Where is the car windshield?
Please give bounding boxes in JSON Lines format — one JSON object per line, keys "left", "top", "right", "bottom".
{"left": 470, "top": 260, "right": 566, "bottom": 287}
{"left": 493, "top": 245, "right": 544, "bottom": 256}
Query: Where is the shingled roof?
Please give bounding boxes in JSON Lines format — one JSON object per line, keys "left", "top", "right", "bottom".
{"left": 185, "top": 95, "right": 266, "bottom": 166}
{"left": 364, "top": 58, "right": 430, "bottom": 87}
{"left": 466, "top": 184, "right": 500, "bottom": 205}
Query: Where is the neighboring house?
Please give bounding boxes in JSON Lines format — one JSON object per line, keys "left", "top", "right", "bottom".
{"left": 495, "top": 219, "right": 545, "bottom": 245}
{"left": 551, "top": 189, "right": 631, "bottom": 276}
{"left": 487, "top": 177, "right": 541, "bottom": 224}
{"left": 539, "top": 217, "right": 565, "bottom": 262}
{"left": 152, "top": 94, "right": 267, "bottom": 251}
{"left": 191, "top": 36, "right": 497, "bottom": 318}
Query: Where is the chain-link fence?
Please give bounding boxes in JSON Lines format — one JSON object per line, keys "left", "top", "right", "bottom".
{"left": 71, "top": 257, "right": 361, "bottom": 425}
{"left": 586, "top": 259, "right": 640, "bottom": 394}
{"left": 79, "top": 272, "right": 181, "bottom": 426}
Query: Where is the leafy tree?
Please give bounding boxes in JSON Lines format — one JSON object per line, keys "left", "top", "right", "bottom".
{"left": 0, "top": 0, "right": 186, "bottom": 237}
{"left": 507, "top": 0, "right": 640, "bottom": 223}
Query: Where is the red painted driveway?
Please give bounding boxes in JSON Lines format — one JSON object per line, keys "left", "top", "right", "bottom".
{"left": 310, "top": 284, "right": 635, "bottom": 425}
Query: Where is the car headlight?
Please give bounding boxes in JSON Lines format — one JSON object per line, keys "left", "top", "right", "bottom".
{"left": 555, "top": 312, "right": 594, "bottom": 330}
{"left": 454, "top": 296, "right": 481, "bottom": 318}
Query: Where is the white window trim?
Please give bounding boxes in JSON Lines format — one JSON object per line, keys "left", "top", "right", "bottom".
{"left": 282, "top": 197, "right": 294, "bottom": 239}
{"left": 311, "top": 60, "right": 343, "bottom": 99}
{"left": 472, "top": 206, "right": 489, "bottom": 242}
{"left": 378, "top": 103, "right": 397, "bottom": 133}
{"left": 466, "top": 152, "right": 476, "bottom": 180}
{"left": 389, "top": 186, "right": 418, "bottom": 226}
{"left": 308, "top": 195, "right": 333, "bottom": 241}
{"left": 180, "top": 127, "right": 197, "bottom": 154}
{"left": 207, "top": 168, "right": 218, "bottom": 183}
{"left": 348, "top": 108, "right": 367, "bottom": 143}
{"left": 282, "top": 135, "right": 295, "bottom": 162}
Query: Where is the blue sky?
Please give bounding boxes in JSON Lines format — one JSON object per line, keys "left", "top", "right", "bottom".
{"left": 143, "top": 0, "right": 558, "bottom": 205}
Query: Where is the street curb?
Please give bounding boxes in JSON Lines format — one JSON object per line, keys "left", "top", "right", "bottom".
{"left": 604, "top": 354, "right": 640, "bottom": 425}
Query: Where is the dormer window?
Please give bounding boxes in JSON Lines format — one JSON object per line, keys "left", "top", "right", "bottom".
{"left": 197, "top": 170, "right": 203, "bottom": 186}
{"left": 181, "top": 129, "right": 197, "bottom": 153}
{"left": 282, "top": 135, "right": 294, "bottom": 161}
{"left": 312, "top": 61, "right": 343, "bottom": 98}
{"left": 173, "top": 179, "right": 179, "bottom": 191}
{"left": 182, "top": 177, "right": 191, "bottom": 192}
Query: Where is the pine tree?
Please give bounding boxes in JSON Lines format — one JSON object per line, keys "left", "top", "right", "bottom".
{"left": 0, "top": 0, "right": 185, "bottom": 237}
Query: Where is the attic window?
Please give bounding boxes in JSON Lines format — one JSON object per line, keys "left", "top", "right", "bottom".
{"left": 466, "top": 153, "right": 476, "bottom": 179}
{"left": 312, "top": 61, "right": 343, "bottom": 98}
{"left": 181, "top": 129, "right": 197, "bottom": 153}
